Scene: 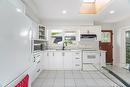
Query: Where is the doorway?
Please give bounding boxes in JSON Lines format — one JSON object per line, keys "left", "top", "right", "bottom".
{"left": 100, "top": 30, "right": 113, "bottom": 64}
{"left": 126, "top": 31, "right": 130, "bottom": 68}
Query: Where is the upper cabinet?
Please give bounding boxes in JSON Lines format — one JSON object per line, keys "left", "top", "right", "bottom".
{"left": 8, "top": 0, "right": 25, "bottom": 14}
{"left": 80, "top": 26, "right": 101, "bottom": 41}
{"left": 31, "top": 22, "right": 39, "bottom": 40}
{"left": 39, "top": 25, "right": 46, "bottom": 40}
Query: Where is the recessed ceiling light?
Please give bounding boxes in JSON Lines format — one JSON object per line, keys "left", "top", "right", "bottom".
{"left": 16, "top": 8, "right": 22, "bottom": 13}
{"left": 109, "top": 10, "right": 115, "bottom": 14}
{"left": 62, "top": 10, "right": 67, "bottom": 14}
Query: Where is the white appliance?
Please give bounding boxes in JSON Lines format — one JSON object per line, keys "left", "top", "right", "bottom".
{"left": 0, "top": 0, "right": 34, "bottom": 86}
{"left": 82, "top": 50, "right": 100, "bottom": 70}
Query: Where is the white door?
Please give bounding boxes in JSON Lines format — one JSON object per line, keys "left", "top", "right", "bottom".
{"left": 63, "top": 52, "right": 73, "bottom": 70}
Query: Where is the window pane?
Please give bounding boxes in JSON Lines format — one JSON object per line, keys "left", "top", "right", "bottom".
{"left": 101, "top": 32, "right": 111, "bottom": 42}
{"left": 64, "top": 31, "right": 77, "bottom": 45}
{"left": 50, "top": 30, "right": 63, "bottom": 45}
{"left": 126, "top": 31, "right": 130, "bottom": 63}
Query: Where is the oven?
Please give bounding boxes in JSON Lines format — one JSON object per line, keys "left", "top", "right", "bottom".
{"left": 82, "top": 50, "right": 98, "bottom": 63}
{"left": 82, "top": 50, "right": 100, "bottom": 70}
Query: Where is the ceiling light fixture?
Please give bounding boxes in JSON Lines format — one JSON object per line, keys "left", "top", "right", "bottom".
{"left": 109, "top": 10, "right": 115, "bottom": 14}
{"left": 62, "top": 10, "right": 67, "bottom": 14}
{"left": 16, "top": 8, "right": 22, "bottom": 13}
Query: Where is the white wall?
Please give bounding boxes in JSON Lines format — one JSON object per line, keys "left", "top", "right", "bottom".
{"left": 95, "top": 22, "right": 114, "bottom": 30}
{"left": 21, "top": 0, "right": 41, "bottom": 23}
{"left": 113, "top": 17, "right": 130, "bottom": 67}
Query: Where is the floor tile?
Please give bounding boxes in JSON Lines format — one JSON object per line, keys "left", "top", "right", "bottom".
{"left": 31, "top": 78, "right": 44, "bottom": 87}
{"left": 32, "top": 70, "right": 123, "bottom": 87}
{"left": 65, "top": 74, "right": 74, "bottom": 79}
{"left": 65, "top": 79, "right": 75, "bottom": 86}
{"left": 85, "top": 79, "right": 98, "bottom": 87}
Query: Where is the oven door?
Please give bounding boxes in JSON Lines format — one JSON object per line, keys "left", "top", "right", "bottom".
{"left": 83, "top": 51, "right": 98, "bottom": 63}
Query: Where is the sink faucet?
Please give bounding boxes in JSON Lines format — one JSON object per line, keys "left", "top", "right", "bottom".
{"left": 62, "top": 42, "right": 65, "bottom": 50}
{"left": 62, "top": 41, "right": 68, "bottom": 50}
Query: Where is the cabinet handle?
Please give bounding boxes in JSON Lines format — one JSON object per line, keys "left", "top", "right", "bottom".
{"left": 75, "top": 64, "right": 80, "bottom": 66}
{"left": 33, "top": 57, "right": 36, "bottom": 62}
{"left": 53, "top": 52, "right": 54, "bottom": 56}
{"left": 62, "top": 52, "right": 64, "bottom": 56}
{"left": 37, "top": 55, "right": 40, "bottom": 57}
{"left": 76, "top": 53, "right": 80, "bottom": 54}
{"left": 37, "top": 61, "right": 40, "bottom": 64}
{"left": 37, "top": 69, "right": 40, "bottom": 72}
{"left": 75, "top": 58, "right": 80, "bottom": 59}
{"left": 47, "top": 52, "right": 49, "bottom": 56}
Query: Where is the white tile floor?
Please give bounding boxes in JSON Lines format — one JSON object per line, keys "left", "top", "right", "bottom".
{"left": 106, "top": 65, "right": 130, "bottom": 85}
{"left": 32, "top": 70, "right": 125, "bottom": 87}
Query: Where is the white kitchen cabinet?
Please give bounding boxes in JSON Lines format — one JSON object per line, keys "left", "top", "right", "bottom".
{"left": 42, "top": 50, "right": 82, "bottom": 70}
{"left": 48, "top": 51, "right": 55, "bottom": 69}
{"left": 63, "top": 52, "right": 73, "bottom": 70}
{"left": 54, "top": 51, "right": 64, "bottom": 70}
{"left": 100, "top": 51, "right": 106, "bottom": 67}
{"left": 31, "top": 22, "right": 39, "bottom": 39}
{"left": 42, "top": 51, "right": 49, "bottom": 69}
{"left": 72, "top": 51, "right": 82, "bottom": 70}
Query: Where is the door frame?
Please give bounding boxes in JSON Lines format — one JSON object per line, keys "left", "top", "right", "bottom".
{"left": 101, "top": 30, "right": 113, "bottom": 64}
{"left": 120, "top": 26, "right": 130, "bottom": 69}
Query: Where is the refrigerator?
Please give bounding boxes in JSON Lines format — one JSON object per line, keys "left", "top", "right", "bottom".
{"left": 0, "top": 0, "right": 33, "bottom": 86}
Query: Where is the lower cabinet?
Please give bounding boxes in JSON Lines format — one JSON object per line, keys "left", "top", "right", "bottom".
{"left": 42, "top": 50, "right": 81, "bottom": 70}
{"left": 63, "top": 52, "right": 73, "bottom": 70}
{"left": 29, "top": 61, "right": 42, "bottom": 83}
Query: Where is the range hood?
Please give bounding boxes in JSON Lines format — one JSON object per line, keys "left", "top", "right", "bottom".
{"left": 80, "top": 34, "right": 97, "bottom": 39}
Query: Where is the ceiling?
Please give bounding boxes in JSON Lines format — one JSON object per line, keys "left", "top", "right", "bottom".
{"left": 30, "top": 0, "right": 130, "bottom": 23}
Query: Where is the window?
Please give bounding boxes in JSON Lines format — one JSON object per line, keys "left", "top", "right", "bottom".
{"left": 64, "top": 31, "right": 77, "bottom": 46}
{"left": 126, "top": 31, "right": 130, "bottom": 63}
{"left": 50, "top": 30, "right": 63, "bottom": 45}
{"left": 101, "top": 32, "right": 111, "bottom": 42}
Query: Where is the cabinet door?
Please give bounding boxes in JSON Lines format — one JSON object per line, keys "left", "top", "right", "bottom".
{"left": 42, "top": 51, "right": 49, "bottom": 69}
{"left": 48, "top": 52, "right": 55, "bottom": 70}
{"left": 54, "top": 51, "right": 63, "bottom": 70}
{"left": 63, "top": 52, "right": 73, "bottom": 70}
{"left": 32, "top": 22, "right": 39, "bottom": 39}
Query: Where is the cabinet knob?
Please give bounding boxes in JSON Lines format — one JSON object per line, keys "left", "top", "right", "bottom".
{"left": 37, "top": 61, "right": 40, "bottom": 64}
{"left": 76, "top": 53, "right": 80, "bottom": 54}
{"left": 47, "top": 52, "right": 49, "bottom": 56}
{"left": 53, "top": 52, "right": 54, "bottom": 56}
{"left": 37, "top": 69, "right": 40, "bottom": 72}
{"left": 62, "top": 52, "right": 65, "bottom": 56}
{"left": 75, "top": 64, "right": 80, "bottom": 66}
{"left": 75, "top": 58, "right": 80, "bottom": 59}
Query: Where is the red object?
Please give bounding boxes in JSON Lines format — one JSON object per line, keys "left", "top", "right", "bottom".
{"left": 15, "top": 74, "right": 29, "bottom": 87}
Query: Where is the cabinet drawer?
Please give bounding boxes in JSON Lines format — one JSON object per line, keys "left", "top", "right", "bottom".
{"left": 73, "top": 64, "right": 81, "bottom": 70}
